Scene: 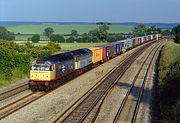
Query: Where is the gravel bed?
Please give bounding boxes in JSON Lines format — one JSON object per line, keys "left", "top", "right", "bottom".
{"left": 93, "top": 42, "right": 158, "bottom": 123}
{"left": 0, "top": 90, "right": 32, "bottom": 109}
{"left": 0, "top": 43, "right": 144, "bottom": 123}
{"left": 136, "top": 41, "right": 165, "bottom": 123}
{"left": 0, "top": 79, "right": 28, "bottom": 94}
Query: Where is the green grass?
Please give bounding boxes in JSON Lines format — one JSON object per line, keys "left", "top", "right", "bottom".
{"left": 158, "top": 41, "right": 180, "bottom": 86}
{"left": 172, "top": 42, "right": 180, "bottom": 59}
{"left": 6, "top": 24, "right": 133, "bottom": 35}
{"left": 158, "top": 41, "right": 180, "bottom": 122}
{"left": 15, "top": 41, "right": 105, "bottom": 51}
{"left": 0, "top": 68, "right": 27, "bottom": 88}
{"left": 59, "top": 43, "right": 105, "bottom": 51}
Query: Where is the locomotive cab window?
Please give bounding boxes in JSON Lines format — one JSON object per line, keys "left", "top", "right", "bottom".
{"left": 31, "top": 65, "right": 50, "bottom": 71}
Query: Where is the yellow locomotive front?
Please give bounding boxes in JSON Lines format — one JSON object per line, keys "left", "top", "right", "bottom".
{"left": 30, "top": 64, "right": 55, "bottom": 82}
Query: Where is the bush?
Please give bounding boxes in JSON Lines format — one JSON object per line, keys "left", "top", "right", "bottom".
{"left": 28, "top": 48, "right": 52, "bottom": 59}
{"left": 27, "top": 37, "right": 32, "bottom": 41}
{"left": 66, "top": 37, "right": 75, "bottom": 43}
{"left": 172, "top": 25, "right": 180, "bottom": 44}
{"left": 14, "top": 53, "right": 31, "bottom": 74}
{"left": 0, "top": 26, "right": 15, "bottom": 41}
{"left": 32, "top": 34, "right": 40, "bottom": 43}
{"left": 42, "top": 42, "right": 61, "bottom": 52}
{"left": 0, "top": 46, "right": 15, "bottom": 78}
{"left": 158, "top": 42, "right": 180, "bottom": 122}
{"left": 50, "top": 34, "right": 65, "bottom": 43}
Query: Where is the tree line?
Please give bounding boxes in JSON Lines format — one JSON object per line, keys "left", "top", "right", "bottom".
{"left": 32, "top": 24, "right": 163, "bottom": 43}
{"left": 1, "top": 24, "right": 180, "bottom": 44}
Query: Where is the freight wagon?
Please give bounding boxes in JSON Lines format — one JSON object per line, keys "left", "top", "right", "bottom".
{"left": 111, "top": 41, "right": 122, "bottom": 55}
{"left": 89, "top": 47, "right": 103, "bottom": 64}
{"left": 96, "top": 43, "right": 114, "bottom": 61}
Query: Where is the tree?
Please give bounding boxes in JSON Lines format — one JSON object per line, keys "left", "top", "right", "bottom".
{"left": 99, "top": 24, "right": 109, "bottom": 32}
{"left": 81, "top": 33, "right": 91, "bottom": 42}
{"left": 44, "top": 27, "right": 54, "bottom": 37}
{"left": 147, "top": 26, "right": 157, "bottom": 34}
{"left": 107, "top": 34, "right": 123, "bottom": 42}
{"left": 96, "top": 22, "right": 112, "bottom": 25}
{"left": 27, "top": 37, "right": 32, "bottom": 41}
{"left": 162, "top": 29, "right": 172, "bottom": 36}
{"left": 0, "top": 46, "right": 14, "bottom": 78}
{"left": 66, "top": 37, "right": 75, "bottom": 43}
{"left": 32, "top": 34, "right": 40, "bottom": 43}
{"left": 157, "top": 28, "right": 162, "bottom": 34}
{"left": 88, "top": 29, "right": 99, "bottom": 37}
{"left": 50, "top": 34, "right": 65, "bottom": 43}
{"left": 133, "top": 24, "right": 148, "bottom": 36}
{"left": 98, "top": 24, "right": 109, "bottom": 40}
{"left": 107, "top": 35, "right": 116, "bottom": 42}
{"left": 172, "top": 25, "right": 180, "bottom": 43}
{"left": 0, "top": 26, "right": 15, "bottom": 41}
{"left": 71, "top": 30, "right": 78, "bottom": 37}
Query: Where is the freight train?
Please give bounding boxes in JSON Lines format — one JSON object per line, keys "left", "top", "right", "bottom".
{"left": 29, "top": 34, "right": 162, "bottom": 91}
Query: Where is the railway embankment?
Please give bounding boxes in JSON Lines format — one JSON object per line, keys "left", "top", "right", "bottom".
{"left": 154, "top": 40, "right": 180, "bottom": 122}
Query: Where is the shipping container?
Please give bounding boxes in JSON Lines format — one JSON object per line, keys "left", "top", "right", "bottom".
{"left": 132, "top": 38, "right": 136, "bottom": 47}
{"left": 130, "top": 38, "right": 134, "bottom": 49}
{"left": 141, "top": 36, "right": 144, "bottom": 43}
{"left": 89, "top": 47, "right": 103, "bottom": 64}
{"left": 119, "top": 42, "right": 123, "bottom": 53}
{"left": 96, "top": 43, "right": 114, "bottom": 61}
{"left": 151, "top": 35, "right": 153, "bottom": 40}
{"left": 135, "top": 37, "right": 141, "bottom": 45}
{"left": 111, "top": 42, "right": 121, "bottom": 55}
{"left": 119, "top": 40, "right": 126, "bottom": 52}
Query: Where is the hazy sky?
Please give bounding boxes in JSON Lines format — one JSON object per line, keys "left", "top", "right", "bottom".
{"left": 0, "top": 0, "right": 179, "bottom": 23}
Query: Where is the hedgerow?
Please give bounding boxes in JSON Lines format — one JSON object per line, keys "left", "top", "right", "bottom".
{"left": 0, "top": 46, "right": 15, "bottom": 79}
{"left": 158, "top": 42, "right": 180, "bottom": 122}
{"left": 0, "top": 41, "right": 61, "bottom": 82}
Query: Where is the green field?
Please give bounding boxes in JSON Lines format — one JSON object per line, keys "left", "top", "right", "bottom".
{"left": 15, "top": 41, "right": 105, "bottom": 52}
{"left": 6, "top": 24, "right": 133, "bottom": 35}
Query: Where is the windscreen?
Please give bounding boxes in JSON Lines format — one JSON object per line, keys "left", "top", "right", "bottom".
{"left": 31, "top": 65, "right": 50, "bottom": 71}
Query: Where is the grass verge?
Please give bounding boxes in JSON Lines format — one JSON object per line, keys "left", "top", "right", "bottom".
{"left": 158, "top": 41, "right": 180, "bottom": 122}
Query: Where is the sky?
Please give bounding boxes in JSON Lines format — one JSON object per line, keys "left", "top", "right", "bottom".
{"left": 0, "top": 0, "right": 180, "bottom": 23}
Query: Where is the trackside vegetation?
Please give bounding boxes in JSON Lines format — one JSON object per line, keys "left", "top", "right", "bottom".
{"left": 0, "top": 41, "right": 61, "bottom": 88}
{"left": 158, "top": 41, "right": 180, "bottom": 122}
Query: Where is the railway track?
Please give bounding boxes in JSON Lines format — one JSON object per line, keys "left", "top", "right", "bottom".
{"left": 0, "top": 41, "right": 145, "bottom": 121}
{"left": 86, "top": 40, "right": 161, "bottom": 123}
{"left": 0, "top": 91, "right": 46, "bottom": 120}
{"left": 0, "top": 83, "right": 28, "bottom": 101}
{"left": 112, "top": 41, "right": 164, "bottom": 123}
{"left": 53, "top": 40, "right": 157, "bottom": 123}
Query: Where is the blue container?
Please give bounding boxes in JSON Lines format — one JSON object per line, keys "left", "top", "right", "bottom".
{"left": 132, "top": 38, "right": 136, "bottom": 47}
{"left": 112, "top": 42, "right": 120, "bottom": 55}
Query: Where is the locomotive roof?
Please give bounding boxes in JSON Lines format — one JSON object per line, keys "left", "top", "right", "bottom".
{"left": 34, "top": 48, "right": 91, "bottom": 64}
{"left": 70, "top": 48, "right": 91, "bottom": 56}
{"left": 35, "top": 52, "right": 74, "bottom": 64}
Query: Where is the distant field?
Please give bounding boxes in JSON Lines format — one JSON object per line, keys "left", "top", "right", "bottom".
{"left": 16, "top": 41, "right": 105, "bottom": 52}
{"left": 6, "top": 24, "right": 134, "bottom": 35}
